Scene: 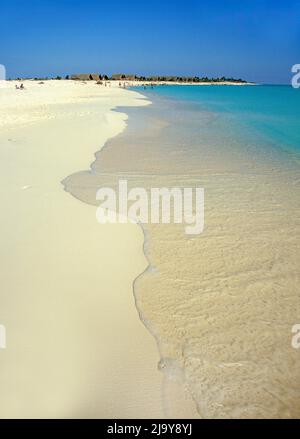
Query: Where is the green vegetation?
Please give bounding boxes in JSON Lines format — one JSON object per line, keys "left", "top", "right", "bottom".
{"left": 133, "top": 76, "right": 247, "bottom": 83}
{"left": 15, "top": 73, "right": 248, "bottom": 83}
{"left": 110, "top": 74, "right": 248, "bottom": 83}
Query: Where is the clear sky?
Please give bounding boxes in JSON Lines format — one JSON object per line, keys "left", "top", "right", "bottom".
{"left": 0, "top": 0, "right": 299, "bottom": 83}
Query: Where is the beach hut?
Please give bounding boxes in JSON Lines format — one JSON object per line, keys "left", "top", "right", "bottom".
{"left": 90, "top": 73, "right": 101, "bottom": 81}
{"left": 112, "top": 74, "right": 125, "bottom": 80}
{"left": 71, "top": 73, "right": 101, "bottom": 81}
{"left": 112, "top": 74, "right": 136, "bottom": 81}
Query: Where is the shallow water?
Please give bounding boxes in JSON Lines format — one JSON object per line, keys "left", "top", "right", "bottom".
{"left": 64, "top": 86, "right": 300, "bottom": 418}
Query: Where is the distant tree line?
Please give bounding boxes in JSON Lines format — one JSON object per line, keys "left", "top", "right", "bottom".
{"left": 11, "top": 74, "right": 247, "bottom": 83}
{"left": 110, "top": 74, "right": 247, "bottom": 83}
{"left": 62, "top": 74, "right": 248, "bottom": 83}
{"left": 130, "top": 76, "right": 247, "bottom": 83}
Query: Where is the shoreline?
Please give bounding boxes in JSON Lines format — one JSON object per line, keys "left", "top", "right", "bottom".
{"left": 2, "top": 79, "right": 298, "bottom": 418}
{"left": 5, "top": 79, "right": 256, "bottom": 88}
{"left": 132, "top": 222, "right": 200, "bottom": 419}
{"left": 66, "top": 88, "right": 300, "bottom": 418}
{"left": 126, "top": 81, "right": 256, "bottom": 87}
{"left": 0, "top": 80, "right": 165, "bottom": 418}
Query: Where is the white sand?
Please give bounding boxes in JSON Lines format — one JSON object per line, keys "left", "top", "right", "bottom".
{"left": 0, "top": 80, "right": 165, "bottom": 418}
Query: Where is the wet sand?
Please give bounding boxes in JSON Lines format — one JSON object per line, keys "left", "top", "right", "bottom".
{"left": 65, "top": 93, "right": 300, "bottom": 419}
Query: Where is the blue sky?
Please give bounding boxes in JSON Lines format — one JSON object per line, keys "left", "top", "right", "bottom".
{"left": 0, "top": 0, "right": 299, "bottom": 83}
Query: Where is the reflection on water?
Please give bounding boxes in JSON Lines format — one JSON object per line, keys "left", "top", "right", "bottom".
{"left": 64, "top": 92, "right": 300, "bottom": 419}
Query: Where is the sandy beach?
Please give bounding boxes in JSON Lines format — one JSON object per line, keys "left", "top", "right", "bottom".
{"left": 0, "top": 80, "right": 167, "bottom": 418}
{"left": 62, "top": 86, "right": 300, "bottom": 419}
{"left": 1, "top": 0, "right": 299, "bottom": 424}
{"left": 1, "top": 79, "right": 299, "bottom": 419}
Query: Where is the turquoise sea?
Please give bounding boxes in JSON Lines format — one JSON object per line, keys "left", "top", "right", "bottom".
{"left": 133, "top": 84, "right": 300, "bottom": 155}
{"left": 65, "top": 84, "right": 300, "bottom": 418}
